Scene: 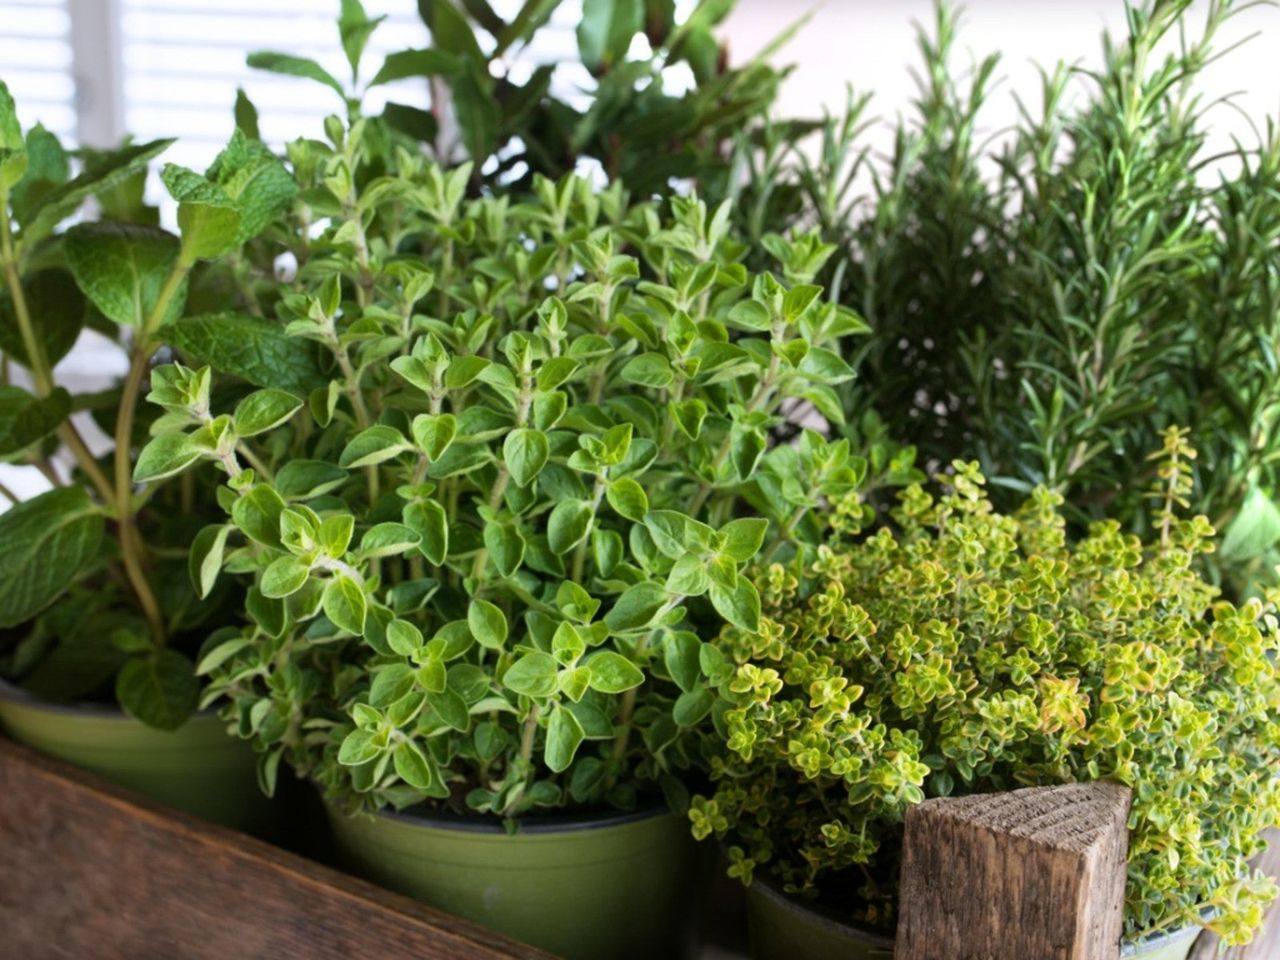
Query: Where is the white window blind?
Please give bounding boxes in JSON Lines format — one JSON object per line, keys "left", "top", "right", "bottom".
{"left": 118, "top": 0, "right": 589, "bottom": 170}
{"left": 0, "top": 0, "right": 76, "bottom": 140}
{"left": 121, "top": 0, "right": 433, "bottom": 170}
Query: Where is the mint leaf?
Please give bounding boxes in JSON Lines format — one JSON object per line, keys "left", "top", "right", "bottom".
{"left": 167, "top": 312, "right": 325, "bottom": 397}
{"left": 0, "top": 487, "right": 104, "bottom": 627}
{"left": 0, "top": 385, "right": 69, "bottom": 457}
{"left": 247, "top": 51, "right": 345, "bottom": 97}
{"left": 64, "top": 222, "right": 184, "bottom": 329}
{"left": 116, "top": 650, "right": 199, "bottom": 730}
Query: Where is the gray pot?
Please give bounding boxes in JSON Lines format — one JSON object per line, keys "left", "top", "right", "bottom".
{"left": 743, "top": 873, "right": 1202, "bottom": 960}
{"left": 1120, "top": 922, "right": 1203, "bottom": 959}
{"left": 743, "top": 878, "right": 893, "bottom": 960}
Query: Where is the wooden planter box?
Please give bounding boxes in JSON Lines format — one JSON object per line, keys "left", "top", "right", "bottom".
{"left": 1, "top": 735, "right": 1275, "bottom": 960}
{"left": 0, "top": 738, "right": 550, "bottom": 960}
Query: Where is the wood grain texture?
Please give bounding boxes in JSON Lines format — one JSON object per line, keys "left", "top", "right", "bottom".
{"left": 894, "top": 782, "right": 1131, "bottom": 960}
{"left": 1188, "top": 828, "right": 1280, "bottom": 960}
{"left": 0, "top": 738, "right": 552, "bottom": 960}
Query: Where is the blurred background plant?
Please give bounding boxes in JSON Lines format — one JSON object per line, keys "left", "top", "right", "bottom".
{"left": 242, "top": 0, "right": 793, "bottom": 196}
{"left": 724, "top": 0, "right": 1280, "bottom": 597}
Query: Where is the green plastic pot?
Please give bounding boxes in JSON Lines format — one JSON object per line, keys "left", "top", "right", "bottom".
{"left": 744, "top": 879, "right": 894, "bottom": 960}
{"left": 326, "top": 801, "right": 701, "bottom": 960}
{"left": 744, "top": 876, "right": 1203, "bottom": 960}
{"left": 0, "top": 679, "right": 272, "bottom": 832}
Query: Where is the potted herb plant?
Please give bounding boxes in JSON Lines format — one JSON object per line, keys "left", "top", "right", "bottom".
{"left": 139, "top": 87, "right": 872, "bottom": 954}
{"left": 0, "top": 79, "right": 300, "bottom": 827}
{"left": 691, "top": 427, "right": 1280, "bottom": 959}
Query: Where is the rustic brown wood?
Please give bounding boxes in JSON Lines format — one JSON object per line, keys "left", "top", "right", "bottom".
{"left": 0, "top": 738, "right": 553, "bottom": 960}
{"left": 1188, "top": 828, "right": 1280, "bottom": 960}
{"left": 894, "top": 782, "right": 1131, "bottom": 960}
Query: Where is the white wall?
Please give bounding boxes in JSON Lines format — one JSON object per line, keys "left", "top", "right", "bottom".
{"left": 724, "top": 0, "right": 1280, "bottom": 161}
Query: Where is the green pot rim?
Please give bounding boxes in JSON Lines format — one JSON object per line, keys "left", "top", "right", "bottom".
{"left": 357, "top": 798, "right": 677, "bottom": 836}
{"left": 0, "top": 675, "right": 216, "bottom": 722}
{"left": 0, "top": 675, "right": 133, "bottom": 718}
{"left": 748, "top": 875, "right": 896, "bottom": 950}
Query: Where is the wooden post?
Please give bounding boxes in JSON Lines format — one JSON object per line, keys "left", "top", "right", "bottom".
{"left": 895, "top": 782, "right": 1132, "bottom": 960}
{"left": 0, "top": 738, "right": 551, "bottom": 960}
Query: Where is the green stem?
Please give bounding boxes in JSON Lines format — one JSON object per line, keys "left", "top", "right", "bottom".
{"left": 762, "top": 503, "right": 809, "bottom": 565}
{"left": 688, "top": 355, "right": 781, "bottom": 516}
{"left": 469, "top": 465, "right": 510, "bottom": 581}
{"left": 237, "top": 443, "right": 274, "bottom": 483}
{"left": 0, "top": 207, "right": 115, "bottom": 505}
{"left": 437, "top": 238, "right": 453, "bottom": 317}
{"left": 605, "top": 598, "right": 681, "bottom": 788}
{"left": 0, "top": 478, "right": 17, "bottom": 503}
{"left": 500, "top": 701, "right": 542, "bottom": 818}
{"left": 115, "top": 346, "right": 167, "bottom": 646}
{"left": 571, "top": 475, "right": 607, "bottom": 584}
{"left": 331, "top": 337, "right": 379, "bottom": 504}
{"left": 113, "top": 262, "right": 190, "bottom": 647}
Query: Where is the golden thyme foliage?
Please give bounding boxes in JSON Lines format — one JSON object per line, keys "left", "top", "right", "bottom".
{"left": 692, "top": 431, "right": 1280, "bottom": 944}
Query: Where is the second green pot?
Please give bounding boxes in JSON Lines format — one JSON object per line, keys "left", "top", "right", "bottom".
{"left": 744, "top": 879, "right": 893, "bottom": 960}
{"left": 0, "top": 679, "right": 272, "bottom": 832}
{"left": 326, "top": 802, "right": 701, "bottom": 960}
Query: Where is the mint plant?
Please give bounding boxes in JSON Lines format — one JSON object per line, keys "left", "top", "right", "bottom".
{"left": 0, "top": 79, "right": 297, "bottom": 727}
{"left": 692, "top": 428, "right": 1280, "bottom": 946}
{"left": 161, "top": 106, "right": 872, "bottom": 815}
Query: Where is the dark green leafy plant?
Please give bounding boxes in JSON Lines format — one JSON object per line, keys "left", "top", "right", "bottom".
{"left": 691, "top": 428, "right": 1280, "bottom": 946}
{"left": 142, "top": 107, "right": 874, "bottom": 815}
{"left": 243, "top": 0, "right": 789, "bottom": 196}
{"left": 0, "top": 79, "right": 298, "bottom": 727}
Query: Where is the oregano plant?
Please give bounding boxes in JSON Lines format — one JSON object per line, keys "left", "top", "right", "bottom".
{"left": 160, "top": 108, "right": 874, "bottom": 815}
{"left": 0, "top": 79, "right": 298, "bottom": 728}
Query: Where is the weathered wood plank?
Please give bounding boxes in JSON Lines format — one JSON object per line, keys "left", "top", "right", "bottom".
{"left": 1188, "top": 828, "right": 1280, "bottom": 960}
{"left": 0, "top": 737, "right": 552, "bottom": 960}
{"left": 894, "top": 782, "right": 1131, "bottom": 960}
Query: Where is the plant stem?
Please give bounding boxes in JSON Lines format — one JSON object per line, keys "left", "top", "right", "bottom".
{"left": 114, "top": 345, "right": 167, "bottom": 645}
{"left": 688, "top": 355, "right": 781, "bottom": 516}
{"left": 112, "top": 262, "right": 189, "bottom": 648}
{"left": 606, "top": 597, "right": 680, "bottom": 787}
{"left": 0, "top": 207, "right": 115, "bottom": 505}
{"left": 236, "top": 443, "right": 274, "bottom": 482}
{"left": 498, "top": 702, "right": 542, "bottom": 818}
{"left": 330, "top": 335, "right": 379, "bottom": 504}
{"left": 571, "top": 475, "right": 606, "bottom": 584}
{"left": 0, "top": 478, "right": 17, "bottom": 503}
{"left": 469, "top": 465, "right": 510, "bottom": 581}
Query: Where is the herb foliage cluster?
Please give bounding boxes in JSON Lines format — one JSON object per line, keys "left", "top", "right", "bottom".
{"left": 692, "top": 430, "right": 1280, "bottom": 945}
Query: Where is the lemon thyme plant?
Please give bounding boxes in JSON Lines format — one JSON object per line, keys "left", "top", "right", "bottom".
{"left": 691, "top": 428, "right": 1280, "bottom": 946}
{"left": 141, "top": 107, "right": 872, "bottom": 817}
{"left": 0, "top": 81, "right": 299, "bottom": 727}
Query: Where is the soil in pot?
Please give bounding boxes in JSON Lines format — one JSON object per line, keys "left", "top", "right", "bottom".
{"left": 325, "top": 801, "right": 704, "bottom": 960}
{"left": 0, "top": 679, "right": 273, "bottom": 832}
